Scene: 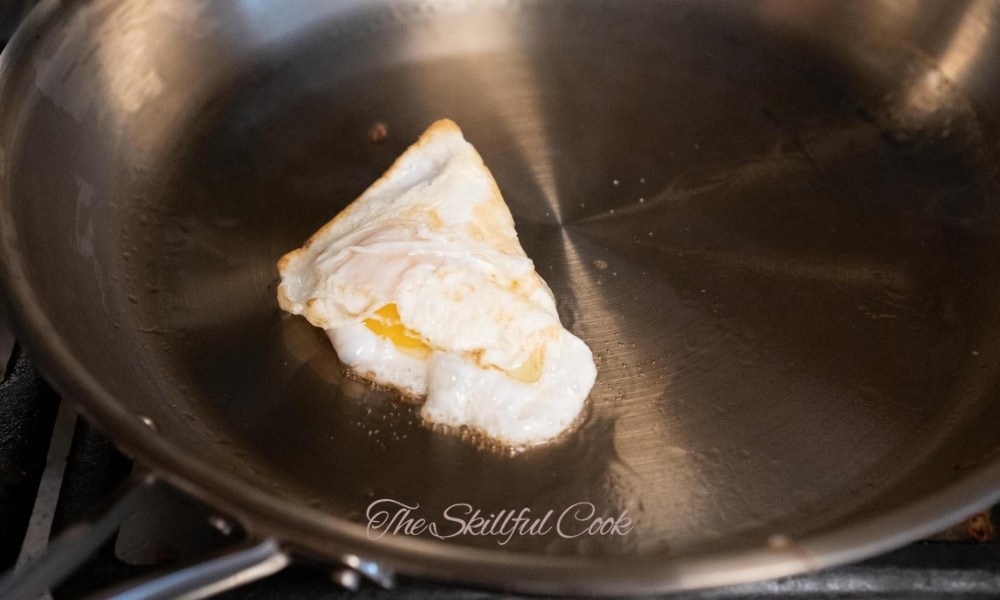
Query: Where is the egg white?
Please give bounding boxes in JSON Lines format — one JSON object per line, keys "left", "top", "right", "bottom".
{"left": 278, "top": 119, "right": 596, "bottom": 447}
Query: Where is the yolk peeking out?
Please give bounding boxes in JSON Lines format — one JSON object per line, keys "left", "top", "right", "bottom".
{"left": 364, "top": 304, "right": 432, "bottom": 359}
{"left": 364, "top": 303, "right": 543, "bottom": 383}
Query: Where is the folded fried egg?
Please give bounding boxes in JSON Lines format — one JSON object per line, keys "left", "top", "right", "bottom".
{"left": 277, "top": 119, "right": 596, "bottom": 447}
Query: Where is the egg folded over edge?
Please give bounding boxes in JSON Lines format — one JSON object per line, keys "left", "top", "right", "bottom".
{"left": 277, "top": 119, "right": 596, "bottom": 448}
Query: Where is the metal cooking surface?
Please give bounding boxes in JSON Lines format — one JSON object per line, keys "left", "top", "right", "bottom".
{"left": 3, "top": 0, "right": 1000, "bottom": 591}
{"left": 124, "top": 3, "right": 1000, "bottom": 556}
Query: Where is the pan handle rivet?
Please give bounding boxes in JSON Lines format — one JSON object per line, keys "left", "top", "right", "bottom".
{"left": 341, "top": 554, "right": 395, "bottom": 589}
{"left": 331, "top": 567, "right": 361, "bottom": 591}
{"left": 137, "top": 415, "right": 158, "bottom": 431}
{"left": 207, "top": 515, "right": 234, "bottom": 536}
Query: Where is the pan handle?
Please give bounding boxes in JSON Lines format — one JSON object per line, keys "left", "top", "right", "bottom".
{"left": 0, "top": 472, "right": 290, "bottom": 599}
{"left": 0, "top": 474, "right": 291, "bottom": 600}
{"left": 86, "top": 538, "right": 289, "bottom": 600}
{"left": 0, "top": 470, "right": 392, "bottom": 598}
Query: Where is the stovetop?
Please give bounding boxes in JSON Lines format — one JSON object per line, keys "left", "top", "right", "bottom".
{"left": 1, "top": 342, "right": 999, "bottom": 599}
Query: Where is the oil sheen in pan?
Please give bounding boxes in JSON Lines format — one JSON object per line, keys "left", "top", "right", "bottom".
{"left": 112, "top": 1, "right": 1000, "bottom": 562}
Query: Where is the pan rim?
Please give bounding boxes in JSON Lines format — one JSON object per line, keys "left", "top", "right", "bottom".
{"left": 6, "top": 282, "right": 1000, "bottom": 594}
{"left": 2, "top": 0, "right": 1000, "bottom": 595}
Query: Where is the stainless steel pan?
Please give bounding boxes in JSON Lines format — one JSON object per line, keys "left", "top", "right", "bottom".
{"left": 2, "top": 0, "right": 1000, "bottom": 595}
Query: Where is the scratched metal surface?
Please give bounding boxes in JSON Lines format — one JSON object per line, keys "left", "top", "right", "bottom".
{"left": 2, "top": 0, "right": 1000, "bottom": 593}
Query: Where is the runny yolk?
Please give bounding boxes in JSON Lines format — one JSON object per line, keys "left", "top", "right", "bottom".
{"left": 364, "top": 304, "right": 432, "bottom": 359}
{"left": 363, "top": 303, "right": 544, "bottom": 383}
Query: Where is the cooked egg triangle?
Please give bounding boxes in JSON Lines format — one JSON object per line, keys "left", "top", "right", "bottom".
{"left": 277, "top": 119, "right": 596, "bottom": 447}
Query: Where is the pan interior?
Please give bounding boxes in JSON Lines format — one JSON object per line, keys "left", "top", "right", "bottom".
{"left": 7, "top": 0, "right": 1000, "bottom": 564}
